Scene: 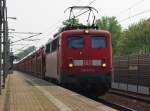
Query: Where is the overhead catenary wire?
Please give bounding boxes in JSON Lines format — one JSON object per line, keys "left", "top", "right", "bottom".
{"left": 10, "top": 32, "right": 43, "bottom": 45}
{"left": 11, "top": 33, "right": 42, "bottom": 44}
{"left": 10, "top": 32, "right": 47, "bottom": 41}
{"left": 116, "top": 0, "right": 145, "bottom": 17}
{"left": 87, "top": 0, "right": 96, "bottom": 6}
{"left": 119, "top": 8, "right": 150, "bottom": 22}
{"left": 11, "top": 35, "right": 41, "bottom": 42}
{"left": 9, "top": 32, "right": 42, "bottom": 34}
{"left": 73, "top": 0, "right": 97, "bottom": 16}
{"left": 24, "top": 39, "right": 41, "bottom": 41}
{"left": 11, "top": 43, "right": 29, "bottom": 46}
{"left": 11, "top": 31, "right": 49, "bottom": 53}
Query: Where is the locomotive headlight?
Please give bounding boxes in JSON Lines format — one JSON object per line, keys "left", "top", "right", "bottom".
{"left": 102, "top": 63, "right": 107, "bottom": 68}
{"left": 69, "top": 63, "right": 73, "bottom": 67}
{"left": 84, "top": 30, "right": 89, "bottom": 34}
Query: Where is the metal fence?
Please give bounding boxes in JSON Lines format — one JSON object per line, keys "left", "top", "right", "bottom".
{"left": 112, "top": 54, "right": 150, "bottom": 95}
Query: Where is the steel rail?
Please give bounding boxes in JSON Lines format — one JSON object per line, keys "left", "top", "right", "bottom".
{"left": 109, "top": 89, "right": 150, "bottom": 104}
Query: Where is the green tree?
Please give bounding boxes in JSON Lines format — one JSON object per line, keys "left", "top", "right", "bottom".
{"left": 117, "top": 18, "right": 150, "bottom": 55}
{"left": 96, "top": 16, "right": 122, "bottom": 55}
{"left": 63, "top": 18, "right": 81, "bottom": 26}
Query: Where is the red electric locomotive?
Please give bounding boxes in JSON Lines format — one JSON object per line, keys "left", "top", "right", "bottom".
{"left": 44, "top": 6, "right": 112, "bottom": 94}
{"left": 45, "top": 26, "right": 112, "bottom": 94}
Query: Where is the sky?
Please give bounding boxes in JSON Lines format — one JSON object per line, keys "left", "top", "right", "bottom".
{"left": 7, "top": 0, "right": 150, "bottom": 54}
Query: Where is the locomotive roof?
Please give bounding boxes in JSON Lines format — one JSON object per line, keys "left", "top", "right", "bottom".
{"left": 53, "top": 25, "right": 110, "bottom": 38}
{"left": 62, "top": 29, "right": 110, "bottom": 34}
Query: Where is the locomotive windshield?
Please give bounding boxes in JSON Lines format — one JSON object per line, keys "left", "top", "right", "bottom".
{"left": 91, "top": 37, "right": 106, "bottom": 48}
{"left": 68, "top": 36, "right": 84, "bottom": 48}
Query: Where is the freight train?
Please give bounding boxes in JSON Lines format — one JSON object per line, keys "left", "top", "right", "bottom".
{"left": 14, "top": 6, "right": 112, "bottom": 95}
{"left": 14, "top": 26, "right": 112, "bottom": 95}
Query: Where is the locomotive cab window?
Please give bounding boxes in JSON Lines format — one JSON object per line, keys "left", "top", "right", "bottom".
{"left": 91, "top": 36, "right": 106, "bottom": 48}
{"left": 68, "top": 36, "right": 84, "bottom": 48}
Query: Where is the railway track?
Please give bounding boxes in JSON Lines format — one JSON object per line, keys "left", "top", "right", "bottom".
{"left": 95, "top": 98, "right": 136, "bottom": 111}
{"left": 97, "top": 89, "right": 150, "bottom": 111}
{"left": 109, "top": 88, "right": 150, "bottom": 103}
